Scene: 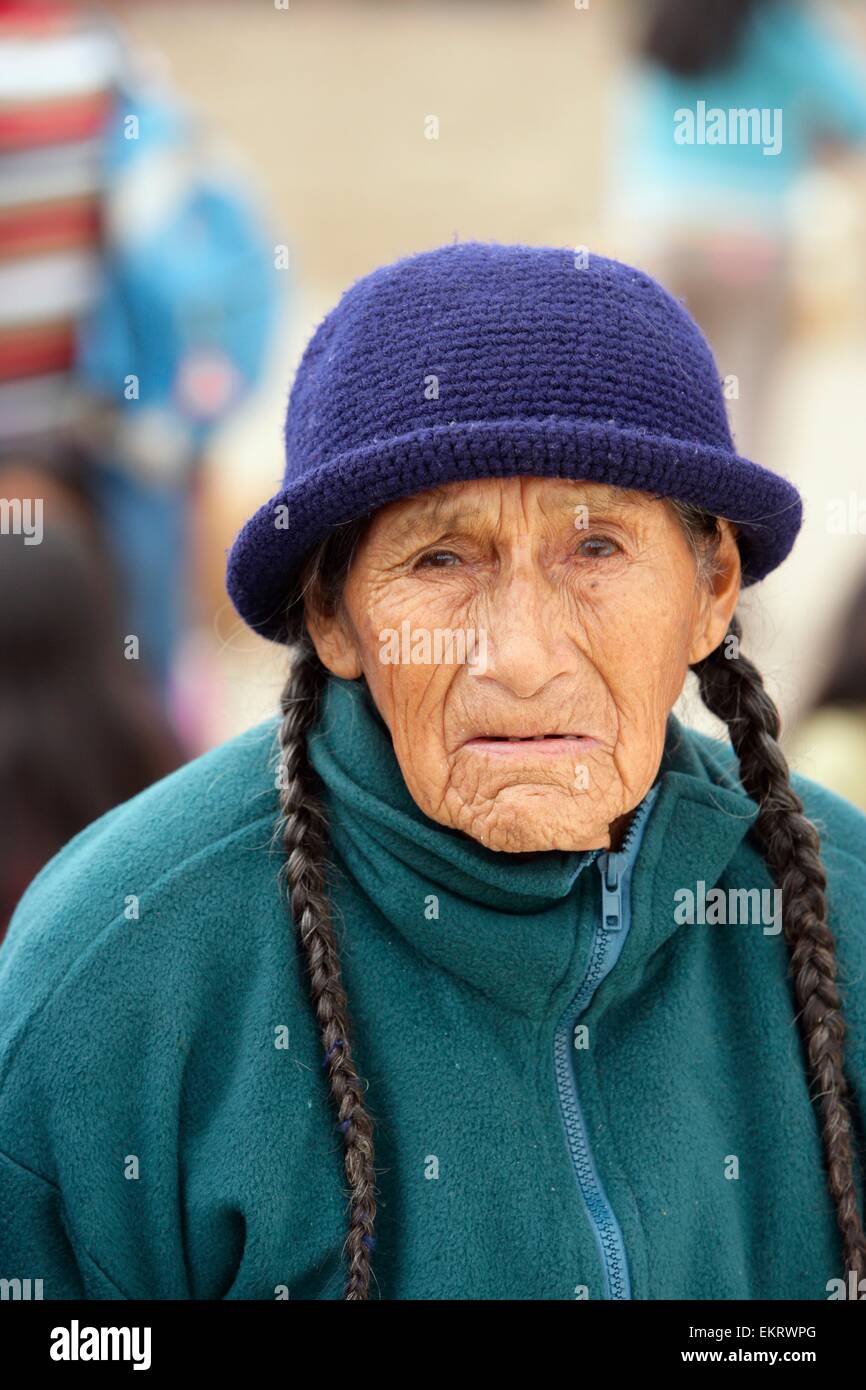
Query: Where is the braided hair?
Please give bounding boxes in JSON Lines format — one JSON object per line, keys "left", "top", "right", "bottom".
{"left": 275, "top": 518, "right": 378, "bottom": 1300}
{"left": 695, "top": 627, "right": 866, "bottom": 1282}
{"left": 272, "top": 502, "right": 866, "bottom": 1298}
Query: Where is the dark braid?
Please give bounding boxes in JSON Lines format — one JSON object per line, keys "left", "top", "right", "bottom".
{"left": 275, "top": 620, "right": 378, "bottom": 1299}
{"left": 694, "top": 614, "right": 866, "bottom": 1283}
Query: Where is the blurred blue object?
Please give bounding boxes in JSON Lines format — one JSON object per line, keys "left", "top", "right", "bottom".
{"left": 73, "top": 58, "right": 283, "bottom": 700}
{"left": 610, "top": 0, "right": 866, "bottom": 231}
{"left": 86, "top": 457, "right": 193, "bottom": 694}
{"left": 77, "top": 77, "right": 281, "bottom": 473}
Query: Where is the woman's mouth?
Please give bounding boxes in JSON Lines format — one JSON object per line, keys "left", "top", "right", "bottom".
{"left": 462, "top": 734, "right": 598, "bottom": 756}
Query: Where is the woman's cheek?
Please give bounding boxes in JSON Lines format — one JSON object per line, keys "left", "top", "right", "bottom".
{"left": 591, "top": 620, "right": 687, "bottom": 770}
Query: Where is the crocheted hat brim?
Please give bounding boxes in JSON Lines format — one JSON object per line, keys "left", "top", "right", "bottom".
{"left": 225, "top": 417, "right": 802, "bottom": 643}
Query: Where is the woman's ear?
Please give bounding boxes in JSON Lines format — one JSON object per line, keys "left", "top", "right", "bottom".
{"left": 303, "top": 593, "right": 364, "bottom": 680}
{"left": 687, "top": 520, "right": 742, "bottom": 665}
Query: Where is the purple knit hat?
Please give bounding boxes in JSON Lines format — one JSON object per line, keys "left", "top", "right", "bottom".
{"left": 226, "top": 240, "right": 802, "bottom": 642}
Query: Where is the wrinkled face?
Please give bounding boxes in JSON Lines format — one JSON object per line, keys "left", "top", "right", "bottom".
{"left": 305, "top": 477, "right": 740, "bottom": 852}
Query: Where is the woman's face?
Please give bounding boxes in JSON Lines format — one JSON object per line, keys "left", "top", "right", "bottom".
{"left": 305, "top": 477, "right": 741, "bottom": 852}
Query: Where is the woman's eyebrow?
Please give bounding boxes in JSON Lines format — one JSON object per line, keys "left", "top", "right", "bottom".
{"left": 386, "top": 500, "right": 482, "bottom": 545}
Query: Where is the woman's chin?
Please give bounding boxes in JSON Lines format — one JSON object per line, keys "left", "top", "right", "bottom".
{"left": 448, "top": 786, "right": 614, "bottom": 854}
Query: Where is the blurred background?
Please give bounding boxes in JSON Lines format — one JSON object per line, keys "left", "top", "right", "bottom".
{"left": 3, "top": 0, "right": 866, "bottom": 932}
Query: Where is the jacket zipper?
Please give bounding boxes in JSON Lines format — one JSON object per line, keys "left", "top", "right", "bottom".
{"left": 553, "top": 782, "right": 661, "bottom": 1300}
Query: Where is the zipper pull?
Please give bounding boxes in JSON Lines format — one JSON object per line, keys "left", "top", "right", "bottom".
{"left": 598, "top": 851, "right": 626, "bottom": 931}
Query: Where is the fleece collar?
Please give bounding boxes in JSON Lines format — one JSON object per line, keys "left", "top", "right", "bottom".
{"left": 307, "top": 676, "right": 759, "bottom": 1018}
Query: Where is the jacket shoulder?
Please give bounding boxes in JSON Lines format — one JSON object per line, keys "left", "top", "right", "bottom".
{"left": 789, "top": 767, "right": 866, "bottom": 867}
{"left": 0, "top": 716, "right": 282, "bottom": 1038}
{"left": 684, "top": 722, "right": 866, "bottom": 867}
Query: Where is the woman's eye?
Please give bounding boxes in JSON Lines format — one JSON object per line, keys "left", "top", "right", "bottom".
{"left": 411, "top": 536, "right": 622, "bottom": 569}
{"left": 414, "top": 549, "right": 462, "bottom": 569}
{"left": 573, "top": 534, "right": 621, "bottom": 559}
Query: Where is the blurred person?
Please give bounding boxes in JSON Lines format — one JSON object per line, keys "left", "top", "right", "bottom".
{"left": 606, "top": 0, "right": 866, "bottom": 458}
{"left": 1, "top": 244, "right": 865, "bottom": 1301}
{"left": 0, "top": 0, "right": 281, "bottom": 724}
{"left": 788, "top": 566, "right": 866, "bottom": 811}
{"left": 0, "top": 458, "right": 184, "bottom": 942}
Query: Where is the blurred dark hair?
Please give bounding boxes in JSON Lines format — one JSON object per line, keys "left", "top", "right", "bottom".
{"left": 810, "top": 570, "right": 866, "bottom": 710}
{"left": 640, "top": 0, "right": 777, "bottom": 77}
{"left": 0, "top": 473, "right": 185, "bottom": 938}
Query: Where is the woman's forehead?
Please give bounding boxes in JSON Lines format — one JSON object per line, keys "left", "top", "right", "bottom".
{"left": 377, "top": 479, "right": 658, "bottom": 531}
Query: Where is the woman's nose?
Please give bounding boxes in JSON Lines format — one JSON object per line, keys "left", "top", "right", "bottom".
{"left": 470, "top": 572, "right": 580, "bottom": 699}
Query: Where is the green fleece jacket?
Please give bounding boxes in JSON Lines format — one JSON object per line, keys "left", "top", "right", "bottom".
{"left": 1, "top": 674, "right": 865, "bottom": 1301}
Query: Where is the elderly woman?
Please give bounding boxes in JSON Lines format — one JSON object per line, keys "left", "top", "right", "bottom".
{"left": 1, "top": 242, "right": 865, "bottom": 1303}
